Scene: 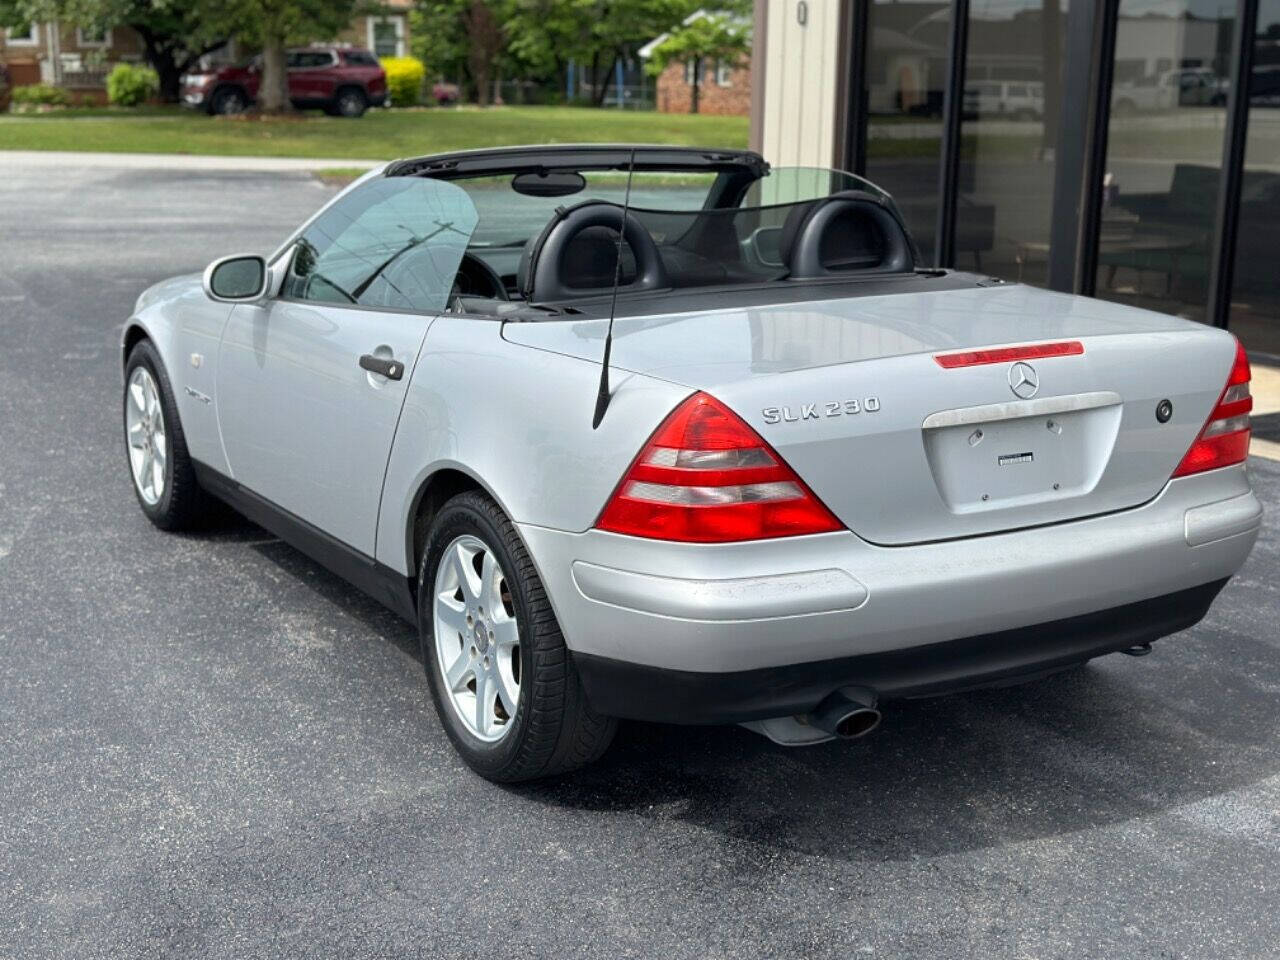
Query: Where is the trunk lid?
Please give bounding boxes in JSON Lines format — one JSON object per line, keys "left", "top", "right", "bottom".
{"left": 503, "top": 282, "right": 1239, "bottom": 544}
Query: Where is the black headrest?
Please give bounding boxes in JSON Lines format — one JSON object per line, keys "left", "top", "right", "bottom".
{"left": 777, "top": 200, "right": 817, "bottom": 272}
{"left": 782, "top": 190, "right": 915, "bottom": 278}
{"left": 519, "top": 199, "right": 668, "bottom": 302}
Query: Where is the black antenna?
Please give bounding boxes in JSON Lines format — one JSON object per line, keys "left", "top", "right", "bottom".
{"left": 591, "top": 148, "right": 637, "bottom": 430}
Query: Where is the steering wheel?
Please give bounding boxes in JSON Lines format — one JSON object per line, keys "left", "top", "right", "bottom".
{"left": 452, "top": 252, "right": 509, "bottom": 303}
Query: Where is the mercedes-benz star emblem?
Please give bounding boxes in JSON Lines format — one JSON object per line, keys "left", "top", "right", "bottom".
{"left": 1008, "top": 361, "right": 1039, "bottom": 399}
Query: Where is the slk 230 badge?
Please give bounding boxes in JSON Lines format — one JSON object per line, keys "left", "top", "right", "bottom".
{"left": 762, "top": 398, "right": 881, "bottom": 424}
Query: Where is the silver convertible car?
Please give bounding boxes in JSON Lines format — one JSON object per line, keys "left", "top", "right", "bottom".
{"left": 122, "top": 145, "right": 1262, "bottom": 781}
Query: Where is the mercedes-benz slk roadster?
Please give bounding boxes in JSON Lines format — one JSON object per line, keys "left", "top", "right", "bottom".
{"left": 122, "top": 145, "right": 1262, "bottom": 781}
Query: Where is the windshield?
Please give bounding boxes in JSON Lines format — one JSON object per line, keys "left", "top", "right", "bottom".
{"left": 303, "top": 163, "right": 916, "bottom": 314}
{"left": 741, "top": 166, "right": 894, "bottom": 208}
{"left": 462, "top": 171, "right": 721, "bottom": 248}
{"left": 447, "top": 164, "right": 897, "bottom": 253}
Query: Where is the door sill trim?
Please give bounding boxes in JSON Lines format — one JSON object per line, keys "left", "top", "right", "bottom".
{"left": 192, "top": 462, "right": 417, "bottom": 623}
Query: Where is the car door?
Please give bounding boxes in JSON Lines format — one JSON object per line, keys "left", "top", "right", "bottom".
{"left": 286, "top": 50, "right": 323, "bottom": 104}
{"left": 215, "top": 175, "right": 478, "bottom": 556}
{"left": 311, "top": 50, "right": 342, "bottom": 102}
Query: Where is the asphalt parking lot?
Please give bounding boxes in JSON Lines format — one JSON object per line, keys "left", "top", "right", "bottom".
{"left": 2, "top": 157, "right": 1279, "bottom": 960}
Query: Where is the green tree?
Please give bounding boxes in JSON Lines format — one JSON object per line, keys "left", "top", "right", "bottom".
{"left": 414, "top": 0, "right": 536, "bottom": 106}
{"left": 411, "top": 0, "right": 470, "bottom": 88}
{"left": 214, "top": 0, "right": 357, "bottom": 113}
{"left": 644, "top": 8, "right": 749, "bottom": 114}
{"left": 579, "top": 0, "right": 694, "bottom": 106}
{"left": 414, "top": 0, "right": 701, "bottom": 107}
{"left": 0, "top": 0, "right": 229, "bottom": 102}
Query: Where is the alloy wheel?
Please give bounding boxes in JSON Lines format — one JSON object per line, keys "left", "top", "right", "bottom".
{"left": 125, "top": 367, "right": 167, "bottom": 506}
{"left": 433, "top": 535, "right": 521, "bottom": 742}
{"left": 338, "top": 92, "right": 364, "bottom": 116}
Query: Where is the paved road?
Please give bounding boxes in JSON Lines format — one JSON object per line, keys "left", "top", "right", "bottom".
{"left": 2, "top": 160, "right": 1279, "bottom": 960}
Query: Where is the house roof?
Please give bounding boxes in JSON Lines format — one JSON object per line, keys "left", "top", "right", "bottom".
{"left": 638, "top": 8, "right": 750, "bottom": 60}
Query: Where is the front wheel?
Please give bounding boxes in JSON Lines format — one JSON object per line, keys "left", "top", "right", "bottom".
{"left": 123, "top": 340, "right": 214, "bottom": 530}
{"left": 211, "top": 87, "right": 249, "bottom": 115}
{"left": 419, "top": 491, "right": 616, "bottom": 782}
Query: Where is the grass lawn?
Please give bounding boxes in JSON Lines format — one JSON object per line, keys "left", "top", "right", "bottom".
{"left": 0, "top": 105, "right": 749, "bottom": 159}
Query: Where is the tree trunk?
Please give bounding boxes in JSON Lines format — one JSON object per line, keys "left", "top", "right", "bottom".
{"left": 594, "top": 54, "right": 618, "bottom": 106}
{"left": 259, "top": 35, "right": 291, "bottom": 114}
{"left": 474, "top": 66, "right": 491, "bottom": 105}
{"left": 131, "top": 25, "right": 228, "bottom": 104}
{"left": 151, "top": 49, "right": 182, "bottom": 104}
{"left": 690, "top": 58, "right": 701, "bottom": 114}
{"left": 131, "top": 26, "right": 181, "bottom": 103}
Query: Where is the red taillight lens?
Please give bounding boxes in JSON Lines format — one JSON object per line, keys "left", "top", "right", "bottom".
{"left": 934, "top": 340, "right": 1084, "bottom": 368}
{"left": 596, "top": 392, "right": 843, "bottom": 543}
{"left": 1172, "top": 339, "right": 1252, "bottom": 478}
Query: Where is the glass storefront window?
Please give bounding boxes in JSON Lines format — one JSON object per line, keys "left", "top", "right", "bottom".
{"left": 1230, "top": 0, "right": 1280, "bottom": 359}
{"left": 864, "top": 0, "right": 952, "bottom": 264}
{"left": 956, "top": 0, "right": 1069, "bottom": 286}
{"left": 1096, "top": 0, "right": 1233, "bottom": 323}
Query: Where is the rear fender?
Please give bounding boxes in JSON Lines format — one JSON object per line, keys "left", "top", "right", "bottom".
{"left": 375, "top": 317, "right": 689, "bottom": 577}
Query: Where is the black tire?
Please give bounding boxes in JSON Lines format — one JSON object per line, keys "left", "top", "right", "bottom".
{"left": 211, "top": 86, "right": 249, "bottom": 116}
{"left": 332, "top": 87, "right": 368, "bottom": 118}
{"left": 418, "top": 491, "right": 616, "bottom": 782}
{"left": 123, "top": 340, "right": 215, "bottom": 531}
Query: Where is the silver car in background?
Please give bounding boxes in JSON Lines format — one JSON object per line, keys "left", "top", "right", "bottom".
{"left": 121, "top": 145, "right": 1261, "bottom": 781}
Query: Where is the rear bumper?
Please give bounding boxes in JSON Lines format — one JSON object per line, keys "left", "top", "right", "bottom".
{"left": 517, "top": 465, "right": 1261, "bottom": 718}
{"left": 573, "top": 578, "right": 1228, "bottom": 723}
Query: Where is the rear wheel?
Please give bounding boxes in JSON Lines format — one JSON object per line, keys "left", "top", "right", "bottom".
{"left": 331, "top": 87, "right": 367, "bottom": 118}
{"left": 123, "top": 340, "right": 214, "bottom": 530}
{"left": 419, "top": 491, "right": 615, "bottom": 782}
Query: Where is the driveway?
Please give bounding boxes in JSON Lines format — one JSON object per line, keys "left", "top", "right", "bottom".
{"left": 1, "top": 158, "right": 1278, "bottom": 960}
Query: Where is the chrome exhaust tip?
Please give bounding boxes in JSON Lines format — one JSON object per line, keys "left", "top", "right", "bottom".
{"left": 809, "top": 686, "right": 882, "bottom": 740}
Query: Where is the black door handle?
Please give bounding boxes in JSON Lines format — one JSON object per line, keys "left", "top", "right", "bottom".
{"left": 359, "top": 354, "right": 404, "bottom": 380}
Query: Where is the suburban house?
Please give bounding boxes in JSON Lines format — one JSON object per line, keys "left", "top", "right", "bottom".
{"left": 0, "top": 19, "right": 145, "bottom": 100}
{"left": 639, "top": 9, "right": 752, "bottom": 116}
{"left": 0, "top": 1, "right": 411, "bottom": 102}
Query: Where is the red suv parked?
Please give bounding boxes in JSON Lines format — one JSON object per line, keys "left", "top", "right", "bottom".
{"left": 183, "top": 47, "right": 387, "bottom": 118}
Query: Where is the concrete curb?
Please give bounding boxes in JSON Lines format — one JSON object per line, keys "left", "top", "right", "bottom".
{"left": 0, "top": 150, "right": 386, "bottom": 172}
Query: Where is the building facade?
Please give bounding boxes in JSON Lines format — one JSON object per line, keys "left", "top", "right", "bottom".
{"left": 654, "top": 56, "right": 752, "bottom": 114}
{"left": 0, "top": 22, "right": 145, "bottom": 102}
{"left": 751, "top": 0, "right": 1280, "bottom": 359}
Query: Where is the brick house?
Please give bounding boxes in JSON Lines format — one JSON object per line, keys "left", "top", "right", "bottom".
{"left": 652, "top": 56, "right": 751, "bottom": 116}
{"left": 639, "top": 8, "right": 752, "bottom": 116}
{"left": 0, "top": 1, "right": 410, "bottom": 102}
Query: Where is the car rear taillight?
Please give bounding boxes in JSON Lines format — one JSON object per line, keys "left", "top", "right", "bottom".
{"left": 596, "top": 392, "right": 843, "bottom": 543}
{"left": 1172, "top": 339, "right": 1252, "bottom": 477}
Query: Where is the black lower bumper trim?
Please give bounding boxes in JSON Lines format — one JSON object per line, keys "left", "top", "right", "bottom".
{"left": 573, "top": 579, "right": 1229, "bottom": 724}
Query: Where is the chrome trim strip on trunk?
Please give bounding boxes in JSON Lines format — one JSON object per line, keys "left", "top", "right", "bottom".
{"left": 921, "top": 391, "right": 1122, "bottom": 430}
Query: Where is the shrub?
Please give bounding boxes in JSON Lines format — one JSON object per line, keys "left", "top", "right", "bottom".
{"left": 106, "top": 63, "right": 159, "bottom": 107}
{"left": 380, "top": 56, "right": 425, "bottom": 107}
{"left": 0, "top": 64, "right": 10, "bottom": 113}
{"left": 10, "top": 84, "right": 72, "bottom": 109}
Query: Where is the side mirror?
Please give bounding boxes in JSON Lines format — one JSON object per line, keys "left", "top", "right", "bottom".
{"left": 203, "top": 254, "right": 268, "bottom": 303}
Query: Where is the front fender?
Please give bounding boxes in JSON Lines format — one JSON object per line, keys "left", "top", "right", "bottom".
{"left": 121, "top": 275, "right": 235, "bottom": 474}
